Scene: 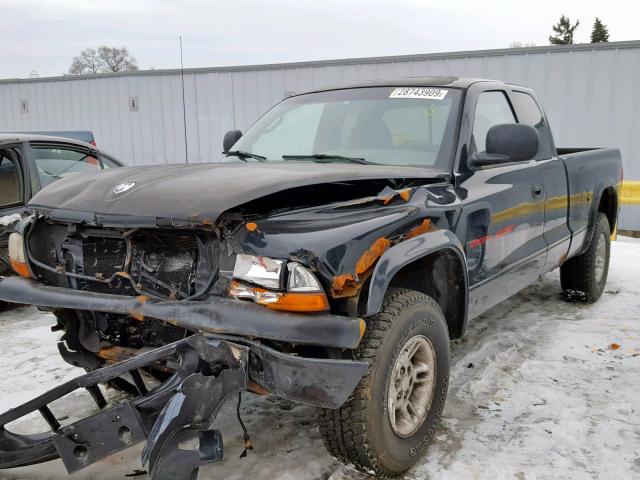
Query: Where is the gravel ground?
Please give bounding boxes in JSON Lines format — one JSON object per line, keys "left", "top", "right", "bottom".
{"left": 0, "top": 239, "right": 638, "bottom": 480}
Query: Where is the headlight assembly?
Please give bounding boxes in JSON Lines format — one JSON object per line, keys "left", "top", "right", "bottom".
{"left": 8, "top": 232, "right": 32, "bottom": 278}
{"left": 232, "top": 254, "right": 283, "bottom": 289}
{"left": 230, "top": 255, "right": 328, "bottom": 312}
{"left": 287, "top": 262, "right": 323, "bottom": 292}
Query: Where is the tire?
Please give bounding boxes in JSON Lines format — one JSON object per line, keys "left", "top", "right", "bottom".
{"left": 560, "top": 212, "right": 611, "bottom": 303}
{"left": 318, "top": 288, "right": 450, "bottom": 478}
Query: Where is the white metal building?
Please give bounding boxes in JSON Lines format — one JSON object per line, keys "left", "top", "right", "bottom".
{"left": 0, "top": 41, "right": 638, "bottom": 228}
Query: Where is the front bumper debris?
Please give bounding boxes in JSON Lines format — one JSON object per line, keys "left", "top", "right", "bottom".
{"left": 0, "top": 276, "right": 365, "bottom": 349}
{"left": 0, "top": 333, "right": 367, "bottom": 479}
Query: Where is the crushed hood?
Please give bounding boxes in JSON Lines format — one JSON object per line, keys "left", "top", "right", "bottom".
{"left": 29, "top": 162, "right": 448, "bottom": 224}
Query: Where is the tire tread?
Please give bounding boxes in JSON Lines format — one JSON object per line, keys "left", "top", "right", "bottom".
{"left": 560, "top": 212, "right": 610, "bottom": 303}
{"left": 318, "top": 288, "right": 444, "bottom": 478}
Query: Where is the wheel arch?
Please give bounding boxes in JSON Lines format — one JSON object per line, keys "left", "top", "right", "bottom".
{"left": 596, "top": 185, "right": 618, "bottom": 234}
{"left": 365, "top": 230, "right": 469, "bottom": 340}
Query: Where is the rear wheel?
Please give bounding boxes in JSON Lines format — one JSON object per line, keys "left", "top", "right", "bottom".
{"left": 318, "top": 288, "right": 450, "bottom": 477}
{"left": 561, "top": 212, "right": 611, "bottom": 303}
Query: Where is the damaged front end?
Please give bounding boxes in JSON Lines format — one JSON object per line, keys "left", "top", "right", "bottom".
{"left": 0, "top": 169, "right": 452, "bottom": 478}
{"left": 0, "top": 209, "right": 371, "bottom": 478}
{"left": 0, "top": 333, "right": 367, "bottom": 479}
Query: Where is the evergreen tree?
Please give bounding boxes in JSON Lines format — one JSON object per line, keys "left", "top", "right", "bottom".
{"left": 591, "top": 18, "right": 610, "bottom": 43}
{"left": 549, "top": 15, "right": 580, "bottom": 45}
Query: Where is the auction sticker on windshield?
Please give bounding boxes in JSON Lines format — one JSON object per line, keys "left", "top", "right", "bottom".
{"left": 389, "top": 88, "right": 448, "bottom": 100}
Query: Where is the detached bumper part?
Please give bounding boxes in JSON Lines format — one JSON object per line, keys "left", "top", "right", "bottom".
{"left": 248, "top": 341, "right": 368, "bottom": 408}
{"left": 0, "top": 335, "right": 240, "bottom": 479}
{"left": 0, "top": 334, "right": 367, "bottom": 479}
{"left": 0, "top": 276, "right": 364, "bottom": 349}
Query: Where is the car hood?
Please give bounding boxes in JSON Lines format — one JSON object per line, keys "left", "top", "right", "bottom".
{"left": 28, "top": 162, "right": 448, "bottom": 224}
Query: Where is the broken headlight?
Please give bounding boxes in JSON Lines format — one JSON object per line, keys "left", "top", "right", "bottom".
{"left": 230, "top": 255, "right": 328, "bottom": 312}
{"left": 232, "top": 254, "right": 284, "bottom": 289}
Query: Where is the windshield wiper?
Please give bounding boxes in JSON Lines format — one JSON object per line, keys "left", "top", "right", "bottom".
{"left": 282, "top": 154, "right": 375, "bottom": 165}
{"left": 224, "top": 150, "right": 266, "bottom": 162}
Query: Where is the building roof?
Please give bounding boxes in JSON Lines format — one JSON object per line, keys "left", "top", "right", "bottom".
{"left": 2, "top": 40, "right": 639, "bottom": 84}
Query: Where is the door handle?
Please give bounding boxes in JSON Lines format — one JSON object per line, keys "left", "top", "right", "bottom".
{"left": 531, "top": 184, "right": 543, "bottom": 198}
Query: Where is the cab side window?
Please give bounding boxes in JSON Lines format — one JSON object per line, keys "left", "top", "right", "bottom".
{"left": 472, "top": 91, "right": 516, "bottom": 153}
{"left": 0, "top": 149, "right": 22, "bottom": 207}
{"left": 511, "top": 91, "right": 554, "bottom": 160}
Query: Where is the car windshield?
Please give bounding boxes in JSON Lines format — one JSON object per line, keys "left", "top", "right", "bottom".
{"left": 32, "top": 146, "right": 104, "bottom": 187}
{"left": 228, "top": 86, "right": 462, "bottom": 169}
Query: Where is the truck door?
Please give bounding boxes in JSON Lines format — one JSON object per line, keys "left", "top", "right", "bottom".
{"left": 462, "top": 89, "right": 547, "bottom": 318}
{"left": 510, "top": 90, "right": 571, "bottom": 273}
{"left": 0, "top": 144, "right": 29, "bottom": 275}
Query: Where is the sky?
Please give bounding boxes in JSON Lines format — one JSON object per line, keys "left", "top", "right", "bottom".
{"left": 1, "top": 0, "right": 638, "bottom": 79}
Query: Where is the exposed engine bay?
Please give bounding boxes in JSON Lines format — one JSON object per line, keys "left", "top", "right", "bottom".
{"left": 18, "top": 173, "right": 449, "bottom": 369}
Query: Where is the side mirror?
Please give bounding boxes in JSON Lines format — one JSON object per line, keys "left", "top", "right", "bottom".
{"left": 223, "top": 130, "right": 242, "bottom": 153}
{"left": 471, "top": 123, "right": 539, "bottom": 167}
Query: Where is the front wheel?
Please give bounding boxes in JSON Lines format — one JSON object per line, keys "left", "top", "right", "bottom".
{"left": 561, "top": 212, "right": 611, "bottom": 303}
{"left": 318, "top": 288, "right": 450, "bottom": 477}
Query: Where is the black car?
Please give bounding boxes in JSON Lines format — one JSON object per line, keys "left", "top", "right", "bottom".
{"left": 0, "top": 78, "right": 622, "bottom": 479}
{"left": 0, "top": 134, "right": 123, "bottom": 276}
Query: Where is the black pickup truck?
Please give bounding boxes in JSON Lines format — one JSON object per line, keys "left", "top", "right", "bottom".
{"left": 0, "top": 134, "right": 123, "bottom": 277}
{"left": 0, "top": 77, "right": 622, "bottom": 479}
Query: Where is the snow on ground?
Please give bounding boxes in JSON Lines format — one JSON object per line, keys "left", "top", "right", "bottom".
{"left": 0, "top": 240, "right": 638, "bottom": 480}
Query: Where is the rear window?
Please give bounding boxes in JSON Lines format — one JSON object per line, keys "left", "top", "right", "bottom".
{"left": 511, "top": 91, "right": 554, "bottom": 160}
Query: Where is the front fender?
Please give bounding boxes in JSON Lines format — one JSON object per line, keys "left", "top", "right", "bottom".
{"left": 365, "top": 230, "right": 468, "bottom": 316}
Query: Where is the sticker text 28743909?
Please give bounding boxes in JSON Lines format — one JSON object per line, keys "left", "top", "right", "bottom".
{"left": 389, "top": 88, "right": 448, "bottom": 100}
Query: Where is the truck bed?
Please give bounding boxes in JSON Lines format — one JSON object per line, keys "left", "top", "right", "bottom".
{"left": 559, "top": 147, "right": 622, "bottom": 253}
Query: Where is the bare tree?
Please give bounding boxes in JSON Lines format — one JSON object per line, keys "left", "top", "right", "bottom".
{"left": 97, "top": 46, "right": 138, "bottom": 72}
{"left": 68, "top": 46, "right": 138, "bottom": 75}
{"left": 69, "top": 48, "right": 101, "bottom": 75}
{"left": 509, "top": 41, "right": 537, "bottom": 48}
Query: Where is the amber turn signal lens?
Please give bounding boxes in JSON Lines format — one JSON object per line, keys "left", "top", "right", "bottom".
{"left": 229, "top": 280, "right": 329, "bottom": 312}
{"left": 262, "top": 291, "right": 329, "bottom": 312}
{"left": 10, "top": 260, "right": 31, "bottom": 278}
{"left": 8, "top": 232, "right": 32, "bottom": 279}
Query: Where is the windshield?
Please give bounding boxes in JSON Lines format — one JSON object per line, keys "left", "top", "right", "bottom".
{"left": 31, "top": 145, "right": 109, "bottom": 188}
{"left": 229, "top": 86, "right": 462, "bottom": 169}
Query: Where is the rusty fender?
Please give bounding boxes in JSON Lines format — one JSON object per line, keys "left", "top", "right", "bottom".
{"left": 366, "top": 230, "right": 469, "bottom": 317}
